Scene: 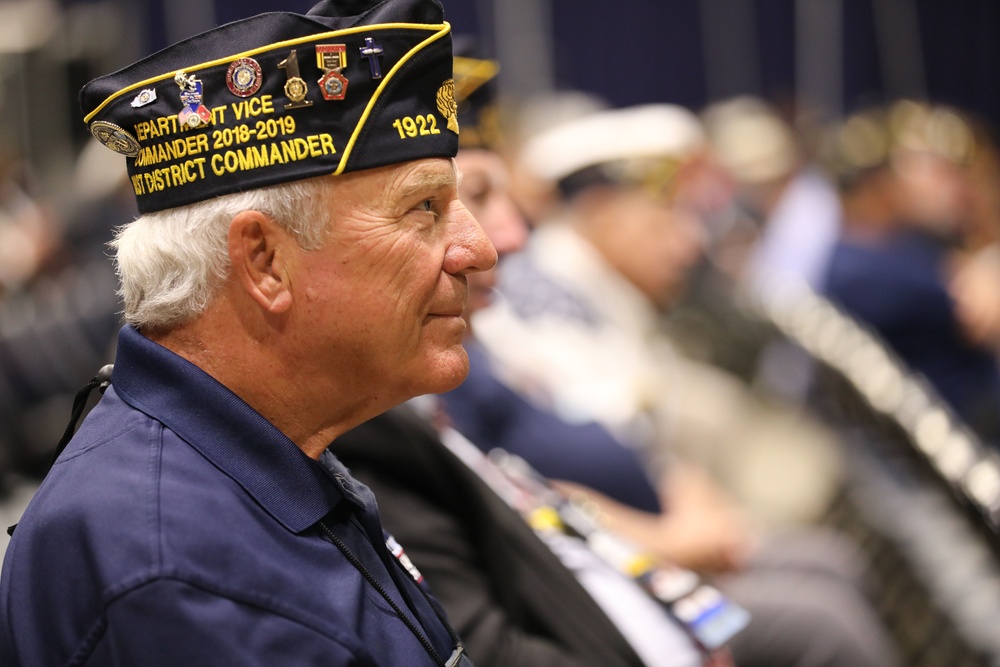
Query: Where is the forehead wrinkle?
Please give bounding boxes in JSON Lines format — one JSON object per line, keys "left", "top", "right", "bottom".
{"left": 394, "top": 159, "right": 460, "bottom": 202}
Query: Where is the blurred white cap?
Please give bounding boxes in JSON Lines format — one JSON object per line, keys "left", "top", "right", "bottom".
{"left": 518, "top": 103, "right": 706, "bottom": 183}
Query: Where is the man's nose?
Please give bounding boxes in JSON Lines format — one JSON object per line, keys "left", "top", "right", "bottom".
{"left": 448, "top": 204, "right": 498, "bottom": 276}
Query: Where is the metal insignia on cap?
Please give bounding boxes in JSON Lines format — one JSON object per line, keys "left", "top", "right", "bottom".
{"left": 175, "top": 71, "right": 213, "bottom": 128}
{"left": 91, "top": 121, "right": 141, "bottom": 157}
{"left": 278, "top": 50, "right": 313, "bottom": 110}
{"left": 360, "top": 37, "right": 384, "bottom": 80}
{"left": 316, "top": 45, "right": 349, "bottom": 101}
{"left": 436, "top": 79, "right": 459, "bottom": 134}
{"left": 226, "top": 57, "right": 263, "bottom": 98}
{"left": 130, "top": 88, "right": 158, "bottom": 108}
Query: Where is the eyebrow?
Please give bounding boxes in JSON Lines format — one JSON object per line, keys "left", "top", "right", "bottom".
{"left": 398, "top": 161, "right": 461, "bottom": 201}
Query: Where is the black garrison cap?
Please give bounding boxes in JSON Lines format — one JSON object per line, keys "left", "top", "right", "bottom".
{"left": 80, "top": 0, "right": 459, "bottom": 213}
{"left": 452, "top": 37, "right": 500, "bottom": 150}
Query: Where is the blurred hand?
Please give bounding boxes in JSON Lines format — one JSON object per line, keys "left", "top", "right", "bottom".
{"left": 655, "top": 463, "right": 757, "bottom": 573}
{"left": 0, "top": 188, "right": 60, "bottom": 293}
{"left": 950, "top": 245, "right": 1000, "bottom": 350}
{"left": 553, "top": 462, "right": 758, "bottom": 575}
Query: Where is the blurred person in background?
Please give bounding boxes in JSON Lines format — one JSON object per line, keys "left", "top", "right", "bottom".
{"left": 946, "top": 122, "right": 1000, "bottom": 368}
{"left": 0, "top": 151, "right": 62, "bottom": 484}
{"left": 467, "top": 103, "right": 900, "bottom": 667}
{"left": 672, "top": 98, "right": 842, "bottom": 405}
{"left": 337, "top": 48, "right": 733, "bottom": 667}
{"left": 699, "top": 96, "right": 842, "bottom": 297}
{"left": 820, "top": 101, "right": 1000, "bottom": 444}
{"left": 0, "top": 0, "right": 137, "bottom": 557}
{"left": 0, "top": 154, "right": 59, "bottom": 298}
{"left": 0, "top": 141, "right": 130, "bottom": 492}
{"left": 478, "top": 102, "right": 841, "bottom": 527}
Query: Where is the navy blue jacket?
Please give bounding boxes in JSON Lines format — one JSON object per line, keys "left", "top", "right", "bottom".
{"left": 441, "top": 342, "right": 661, "bottom": 513}
{"left": 824, "top": 229, "right": 1000, "bottom": 438}
{"left": 0, "top": 326, "right": 468, "bottom": 667}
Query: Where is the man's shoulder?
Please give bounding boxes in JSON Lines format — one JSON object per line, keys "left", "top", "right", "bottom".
{"left": 25, "top": 392, "right": 160, "bottom": 523}
{"left": 9, "top": 388, "right": 249, "bottom": 582}
{"left": 825, "top": 234, "right": 946, "bottom": 312}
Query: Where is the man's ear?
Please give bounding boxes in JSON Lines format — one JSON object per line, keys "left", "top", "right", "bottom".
{"left": 228, "top": 210, "right": 294, "bottom": 313}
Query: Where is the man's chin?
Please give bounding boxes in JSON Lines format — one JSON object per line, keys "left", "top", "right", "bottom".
{"left": 415, "top": 345, "right": 471, "bottom": 396}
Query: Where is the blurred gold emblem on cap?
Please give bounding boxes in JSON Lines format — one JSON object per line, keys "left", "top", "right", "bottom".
{"left": 436, "top": 79, "right": 459, "bottom": 134}
{"left": 452, "top": 57, "right": 498, "bottom": 103}
{"left": 90, "top": 121, "right": 141, "bottom": 157}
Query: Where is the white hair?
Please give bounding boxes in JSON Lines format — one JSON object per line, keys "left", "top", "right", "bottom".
{"left": 111, "top": 176, "right": 331, "bottom": 330}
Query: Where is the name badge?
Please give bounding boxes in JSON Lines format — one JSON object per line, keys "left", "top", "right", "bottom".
{"left": 670, "top": 584, "right": 750, "bottom": 650}
{"left": 386, "top": 534, "right": 424, "bottom": 583}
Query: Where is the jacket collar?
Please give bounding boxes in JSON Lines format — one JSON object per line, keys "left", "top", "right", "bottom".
{"left": 111, "top": 325, "right": 347, "bottom": 533}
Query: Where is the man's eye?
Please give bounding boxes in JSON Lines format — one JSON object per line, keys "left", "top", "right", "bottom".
{"left": 466, "top": 187, "right": 489, "bottom": 207}
{"left": 419, "top": 199, "right": 434, "bottom": 212}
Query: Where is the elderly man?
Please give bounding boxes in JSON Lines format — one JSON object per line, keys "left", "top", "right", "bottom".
{"left": 0, "top": 1, "right": 493, "bottom": 665}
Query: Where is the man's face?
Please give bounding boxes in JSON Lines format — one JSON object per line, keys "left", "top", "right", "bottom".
{"left": 587, "top": 186, "right": 704, "bottom": 308}
{"left": 455, "top": 148, "right": 528, "bottom": 321}
{"left": 892, "top": 150, "right": 973, "bottom": 235}
{"left": 289, "top": 158, "right": 497, "bottom": 408}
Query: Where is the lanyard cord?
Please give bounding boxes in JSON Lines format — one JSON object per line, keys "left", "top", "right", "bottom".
{"left": 317, "top": 520, "right": 463, "bottom": 667}
{"left": 52, "top": 364, "right": 114, "bottom": 465}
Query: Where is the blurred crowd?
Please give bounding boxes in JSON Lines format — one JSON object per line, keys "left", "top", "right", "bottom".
{"left": 3, "top": 0, "right": 1000, "bottom": 663}
{"left": 445, "top": 88, "right": 1000, "bottom": 666}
